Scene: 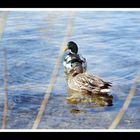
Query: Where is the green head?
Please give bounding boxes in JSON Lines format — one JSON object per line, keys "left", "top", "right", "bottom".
{"left": 64, "top": 41, "right": 78, "bottom": 54}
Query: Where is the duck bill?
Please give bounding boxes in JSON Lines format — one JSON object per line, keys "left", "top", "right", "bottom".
{"left": 63, "top": 47, "right": 68, "bottom": 52}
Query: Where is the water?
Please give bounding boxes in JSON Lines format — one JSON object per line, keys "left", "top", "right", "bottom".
{"left": 0, "top": 11, "right": 140, "bottom": 129}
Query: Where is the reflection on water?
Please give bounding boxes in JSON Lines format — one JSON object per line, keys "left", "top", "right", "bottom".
{"left": 0, "top": 11, "right": 140, "bottom": 129}
{"left": 66, "top": 88, "right": 113, "bottom": 106}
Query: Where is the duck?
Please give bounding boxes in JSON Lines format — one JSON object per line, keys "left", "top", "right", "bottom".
{"left": 63, "top": 41, "right": 113, "bottom": 106}
{"left": 63, "top": 41, "right": 87, "bottom": 76}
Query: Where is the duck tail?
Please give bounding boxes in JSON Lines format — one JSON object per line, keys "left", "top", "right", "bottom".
{"left": 100, "top": 88, "right": 111, "bottom": 93}
{"left": 104, "top": 82, "right": 112, "bottom": 87}
{"left": 100, "top": 82, "right": 112, "bottom": 93}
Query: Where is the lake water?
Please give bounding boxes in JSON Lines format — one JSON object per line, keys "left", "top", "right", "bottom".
{"left": 0, "top": 11, "right": 140, "bottom": 129}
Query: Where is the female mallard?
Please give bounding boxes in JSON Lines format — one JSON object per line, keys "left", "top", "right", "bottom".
{"left": 63, "top": 41, "right": 87, "bottom": 76}
{"left": 63, "top": 41, "right": 113, "bottom": 106}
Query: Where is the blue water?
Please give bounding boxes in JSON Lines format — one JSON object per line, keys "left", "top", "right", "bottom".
{"left": 0, "top": 11, "right": 140, "bottom": 129}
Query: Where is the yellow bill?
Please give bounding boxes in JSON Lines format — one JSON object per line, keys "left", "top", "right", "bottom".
{"left": 63, "top": 47, "right": 68, "bottom": 52}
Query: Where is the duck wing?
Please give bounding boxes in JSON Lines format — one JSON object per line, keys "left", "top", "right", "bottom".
{"left": 84, "top": 73, "right": 111, "bottom": 87}
{"left": 68, "top": 72, "right": 111, "bottom": 93}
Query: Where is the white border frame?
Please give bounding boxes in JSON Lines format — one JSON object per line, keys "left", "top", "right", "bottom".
{"left": 0, "top": 8, "right": 140, "bottom": 11}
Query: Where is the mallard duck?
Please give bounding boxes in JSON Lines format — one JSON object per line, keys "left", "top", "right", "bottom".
{"left": 63, "top": 41, "right": 87, "bottom": 76}
{"left": 63, "top": 41, "right": 113, "bottom": 106}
